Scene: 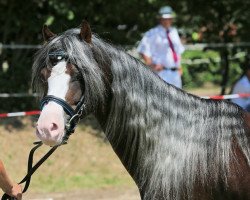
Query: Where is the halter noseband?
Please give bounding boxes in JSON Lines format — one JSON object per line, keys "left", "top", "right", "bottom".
{"left": 40, "top": 95, "right": 86, "bottom": 143}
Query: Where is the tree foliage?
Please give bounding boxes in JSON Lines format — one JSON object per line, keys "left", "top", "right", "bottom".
{"left": 0, "top": 0, "right": 250, "bottom": 111}
{"left": 1, "top": 0, "right": 249, "bottom": 45}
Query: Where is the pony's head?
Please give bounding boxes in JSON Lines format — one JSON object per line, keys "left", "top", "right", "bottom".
{"left": 32, "top": 21, "right": 107, "bottom": 146}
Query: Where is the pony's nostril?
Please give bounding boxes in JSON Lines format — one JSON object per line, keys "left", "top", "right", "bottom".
{"left": 50, "top": 123, "right": 59, "bottom": 132}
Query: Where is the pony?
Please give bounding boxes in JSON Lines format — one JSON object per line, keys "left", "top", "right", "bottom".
{"left": 32, "top": 20, "right": 250, "bottom": 200}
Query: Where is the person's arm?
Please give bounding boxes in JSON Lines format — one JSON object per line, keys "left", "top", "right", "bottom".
{"left": 140, "top": 54, "right": 163, "bottom": 72}
{"left": 138, "top": 31, "right": 164, "bottom": 72}
{"left": 141, "top": 54, "right": 152, "bottom": 66}
{"left": 0, "top": 160, "right": 22, "bottom": 200}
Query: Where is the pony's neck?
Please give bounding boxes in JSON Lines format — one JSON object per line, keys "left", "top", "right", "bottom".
{"left": 90, "top": 41, "right": 250, "bottom": 200}
{"left": 95, "top": 51, "right": 166, "bottom": 180}
{"left": 92, "top": 49, "right": 151, "bottom": 178}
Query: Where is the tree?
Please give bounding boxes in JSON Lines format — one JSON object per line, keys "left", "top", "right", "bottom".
{"left": 0, "top": 0, "right": 250, "bottom": 111}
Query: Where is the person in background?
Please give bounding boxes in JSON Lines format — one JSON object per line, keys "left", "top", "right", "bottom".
{"left": 137, "top": 5, "right": 185, "bottom": 88}
{"left": 0, "top": 160, "right": 22, "bottom": 199}
{"left": 231, "top": 58, "right": 250, "bottom": 111}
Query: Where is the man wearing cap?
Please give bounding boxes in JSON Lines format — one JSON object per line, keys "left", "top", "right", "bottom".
{"left": 137, "top": 6, "right": 185, "bottom": 88}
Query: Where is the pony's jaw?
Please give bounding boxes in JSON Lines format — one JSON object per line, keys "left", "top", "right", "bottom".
{"left": 36, "top": 61, "right": 70, "bottom": 146}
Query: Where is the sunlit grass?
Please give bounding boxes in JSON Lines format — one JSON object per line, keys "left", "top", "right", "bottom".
{"left": 30, "top": 172, "right": 132, "bottom": 192}
{"left": 0, "top": 124, "right": 135, "bottom": 194}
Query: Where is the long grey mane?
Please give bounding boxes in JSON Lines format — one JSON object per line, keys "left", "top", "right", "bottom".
{"left": 32, "top": 28, "right": 250, "bottom": 200}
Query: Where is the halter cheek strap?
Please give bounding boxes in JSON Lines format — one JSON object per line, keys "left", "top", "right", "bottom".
{"left": 40, "top": 95, "right": 86, "bottom": 143}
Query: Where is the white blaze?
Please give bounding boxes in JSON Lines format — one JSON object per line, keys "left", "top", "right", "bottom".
{"left": 36, "top": 61, "right": 71, "bottom": 146}
{"left": 47, "top": 61, "right": 70, "bottom": 99}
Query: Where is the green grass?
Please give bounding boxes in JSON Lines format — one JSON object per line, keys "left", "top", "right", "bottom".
{"left": 30, "top": 172, "right": 132, "bottom": 192}
{"left": 182, "top": 49, "right": 219, "bottom": 59}
{"left": 0, "top": 124, "right": 135, "bottom": 194}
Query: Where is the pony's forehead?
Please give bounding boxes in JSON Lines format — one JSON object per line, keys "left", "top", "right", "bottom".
{"left": 45, "top": 37, "right": 64, "bottom": 51}
{"left": 52, "top": 29, "right": 80, "bottom": 42}
{"left": 42, "top": 29, "right": 86, "bottom": 56}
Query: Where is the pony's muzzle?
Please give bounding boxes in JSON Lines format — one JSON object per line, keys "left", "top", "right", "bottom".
{"left": 36, "top": 102, "right": 65, "bottom": 146}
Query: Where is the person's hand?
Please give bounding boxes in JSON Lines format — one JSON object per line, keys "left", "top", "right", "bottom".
{"left": 178, "top": 67, "right": 183, "bottom": 76}
{"left": 7, "top": 183, "right": 22, "bottom": 200}
{"left": 152, "top": 64, "right": 164, "bottom": 72}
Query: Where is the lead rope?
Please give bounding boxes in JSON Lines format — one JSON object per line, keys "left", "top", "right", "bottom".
{"left": 1, "top": 141, "right": 59, "bottom": 200}
{"left": 1, "top": 95, "right": 86, "bottom": 199}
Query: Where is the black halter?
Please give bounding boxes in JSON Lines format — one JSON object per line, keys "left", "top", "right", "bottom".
{"left": 40, "top": 95, "right": 86, "bottom": 143}
{"left": 40, "top": 49, "right": 87, "bottom": 143}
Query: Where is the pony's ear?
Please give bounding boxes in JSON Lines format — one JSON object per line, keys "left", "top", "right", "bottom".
{"left": 80, "top": 20, "right": 92, "bottom": 43}
{"left": 42, "top": 25, "right": 56, "bottom": 41}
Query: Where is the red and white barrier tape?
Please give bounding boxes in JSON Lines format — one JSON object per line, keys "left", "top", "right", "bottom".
{"left": 0, "top": 93, "right": 38, "bottom": 97}
{"left": 202, "top": 93, "right": 250, "bottom": 100}
{"left": 1, "top": 93, "right": 250, "bottom": 118}
{"left": 0, "top": 110, "right": 40, "bottom": 118}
